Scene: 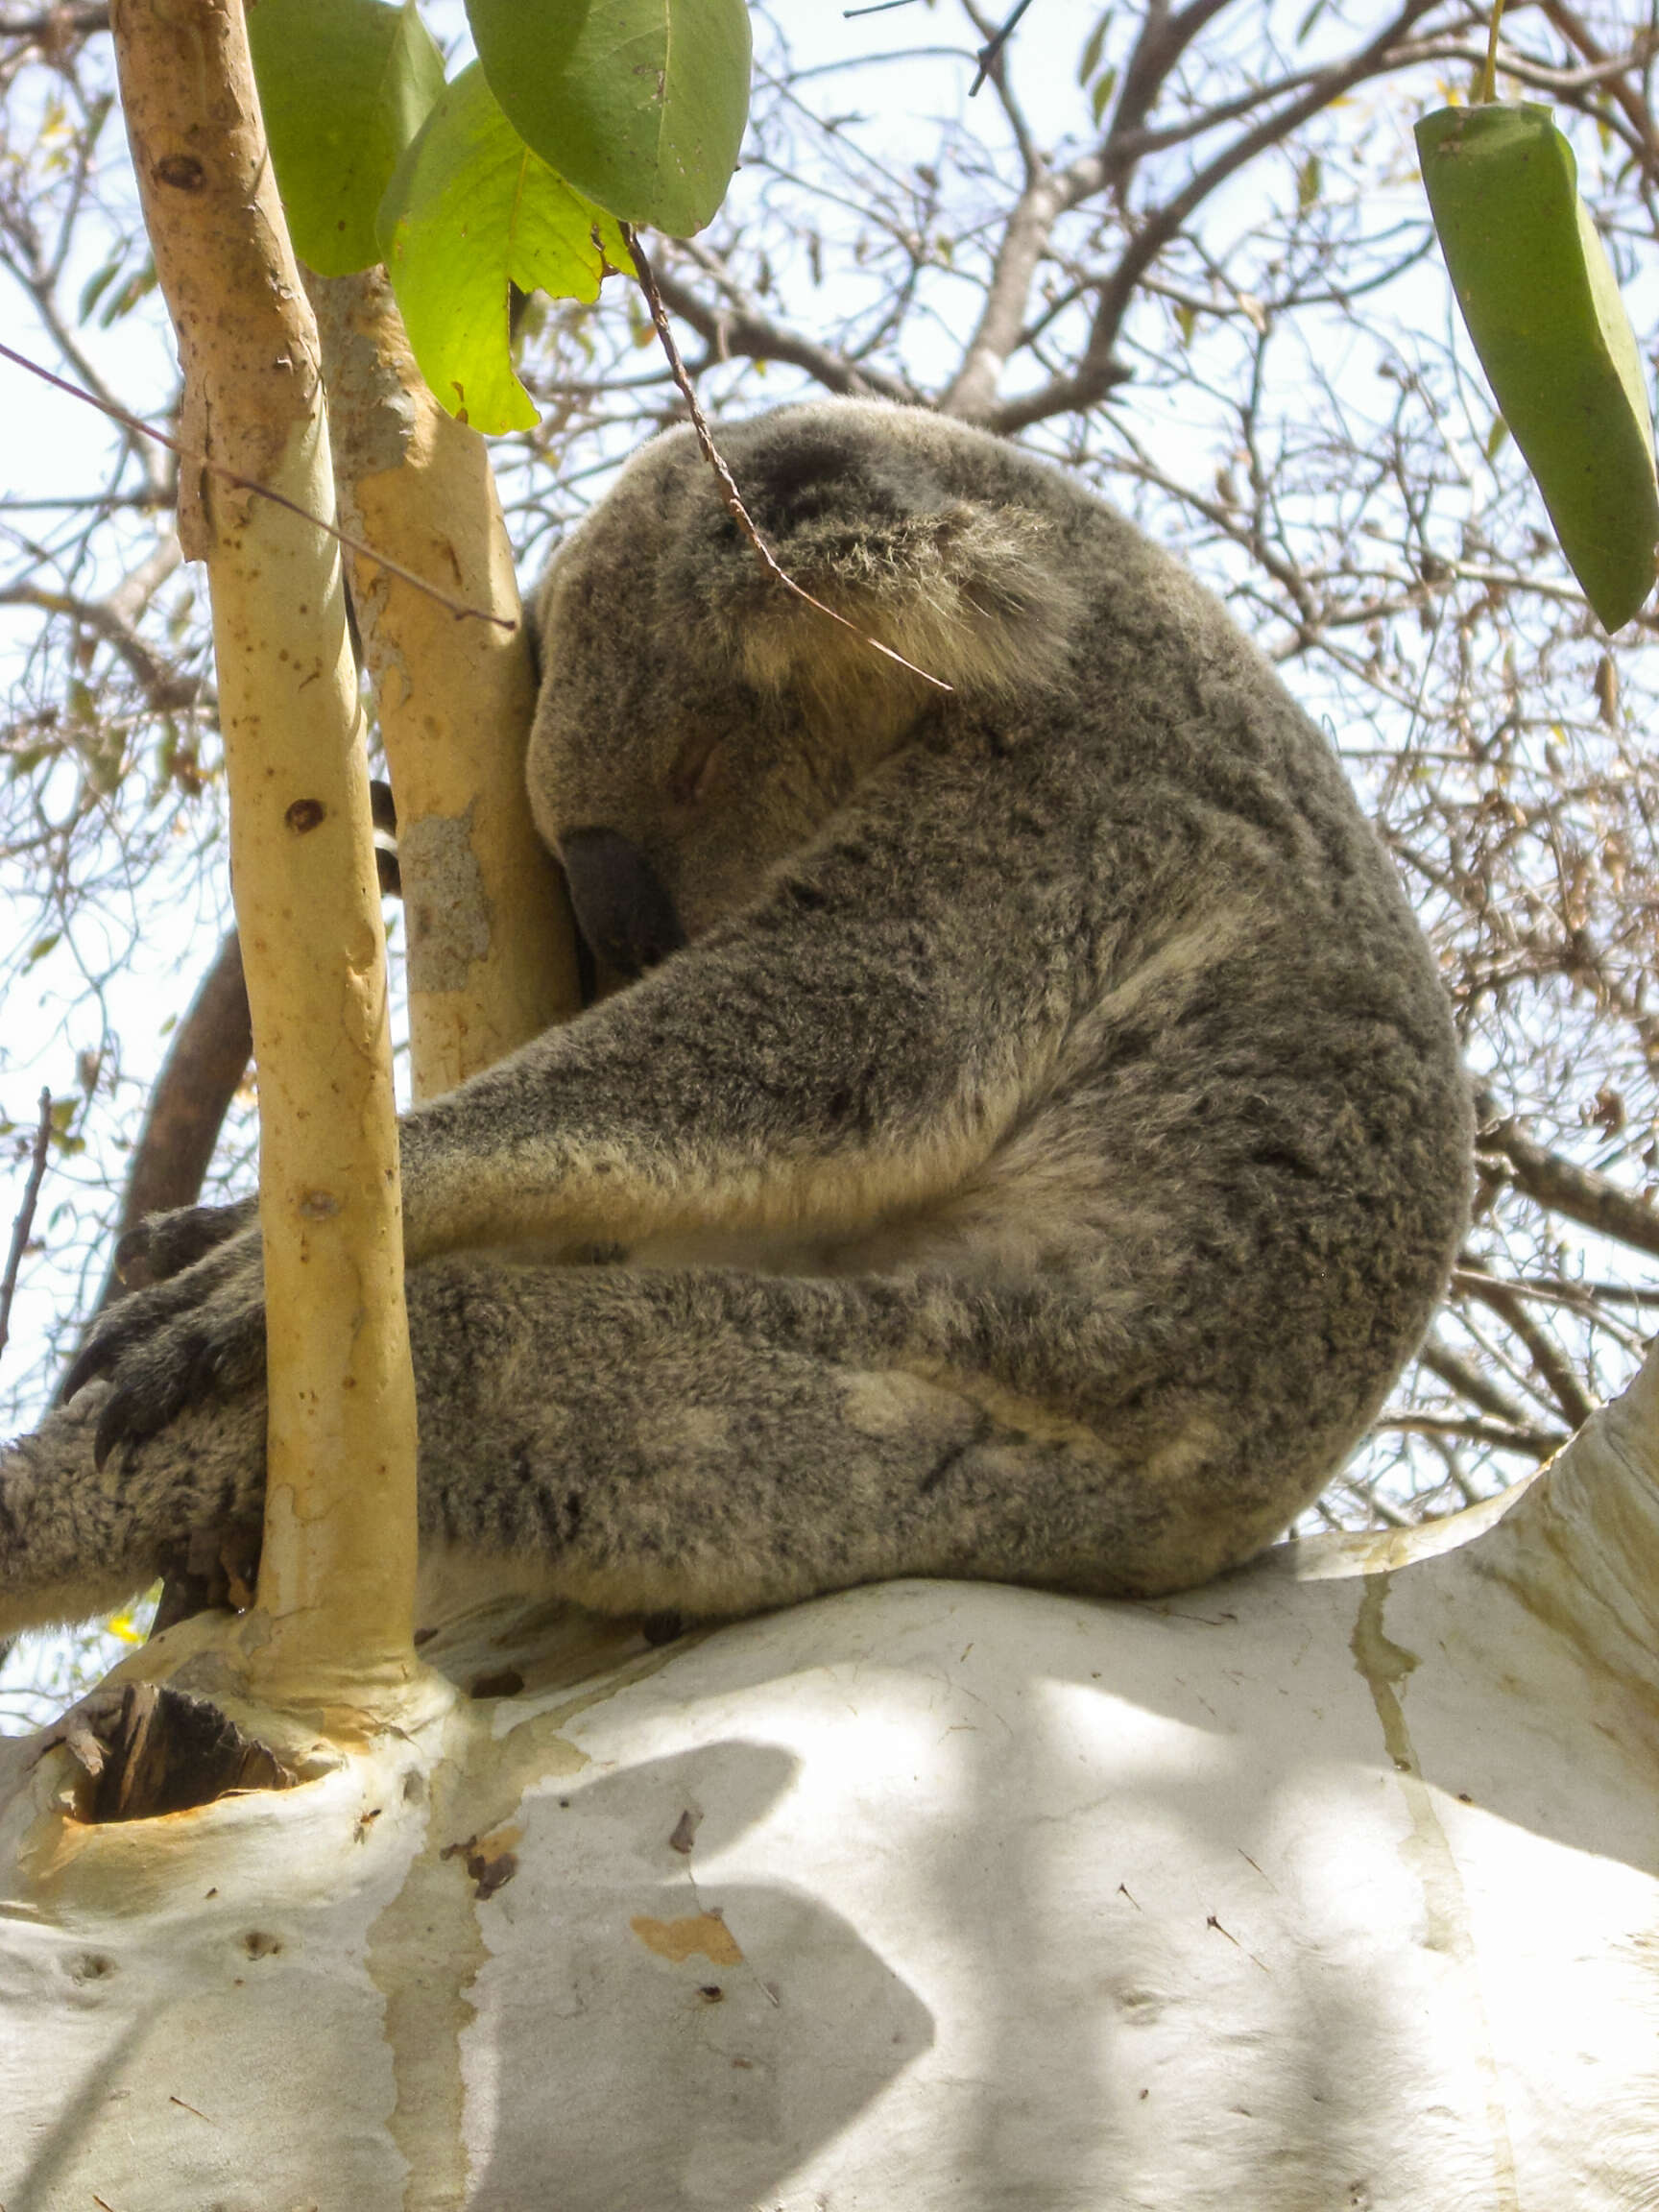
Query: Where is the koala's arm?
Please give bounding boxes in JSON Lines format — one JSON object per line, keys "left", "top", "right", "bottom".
{"left": 63, "top": 735, "right": 1085, "bottom": 1456}
{"left": 400, "top": 746, "right": 1069, "bottom": 1262}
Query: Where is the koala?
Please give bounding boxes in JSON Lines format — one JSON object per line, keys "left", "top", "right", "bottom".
{"left": 0, "top": 399, "right": 1471, "bottom": 1636}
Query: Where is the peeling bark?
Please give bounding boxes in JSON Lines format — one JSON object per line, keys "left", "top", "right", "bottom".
{"left": 308, "top": 267, "right": 580, "bottom": 1100}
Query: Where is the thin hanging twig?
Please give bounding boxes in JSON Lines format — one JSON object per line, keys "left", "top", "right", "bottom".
{"left": 0, "top": 338, "right": 513, "bottom": 629}
{"left": 0, "top": 1091, "right": 54, "bottom": 1377}
{"left": 620, "top": 225, "right": 951, "bottom": 694}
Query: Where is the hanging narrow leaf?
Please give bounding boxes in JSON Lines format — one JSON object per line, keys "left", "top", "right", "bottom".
{"left": 1417, "top": 102, "right": 1659, "bottom": 632}
{"left": 1077, "top": 9, "right": 1112, "bottom": 89}
{"left": 377, "top": 63, "right": 625, "bottom": 434}
{"left": 466, "top": 0, "right": 750, "bottom": 237}
{"left": 247, "top": 0, "right": 445, "bottom": 276}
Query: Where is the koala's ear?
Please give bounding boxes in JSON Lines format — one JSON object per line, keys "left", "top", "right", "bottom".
{"left": 726, "top": 414, "right": 1082, "bottom": 709}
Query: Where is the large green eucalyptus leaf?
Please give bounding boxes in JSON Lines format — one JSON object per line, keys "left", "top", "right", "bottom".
{"left": 377, "top": 63, "right": 625, "bottom": 434}
{"left": 467, "top": 0, "right": 750, "bottom": 236}
{"left": 247, "top": 0, "right": 445, "bottom": 276}
{"left": 1417, "top": 102, "right": 1659, "bottom": 632}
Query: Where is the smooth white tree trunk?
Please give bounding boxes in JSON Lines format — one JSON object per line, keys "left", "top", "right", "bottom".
{"left": 4, "top": 1351, "right": 1658, "bottom": 2209}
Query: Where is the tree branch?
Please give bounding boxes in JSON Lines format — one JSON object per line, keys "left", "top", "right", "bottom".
{"left": 0, "top": 1090, "right": 52, "bottom": 1377}
{"left": 979, "top": 0, "right": 1447, "bottom": 436}
{"left": 1538, "top": 1, "right": 1659, "bottom": 173}
{"left": 79, "top": 930, "right": 251, "bottom": 1334}
{"left": 1478, "top": 1117, "right": 1659, "bottom": 1262}
{"left": 1376, "top": 1412, "right": 1566, "bottom": 1455}
{"left": 1417, "top": 1335, "right": 1542, "bottom": 1431}
{"left": 0, "top": 535, "right": 203, "bottom": 714}
{"left": 1457, "top": 1268, "right": 1598, "bottom": 1431}
{"left": 650, "top": 260, "right": 914, "bottom": 403}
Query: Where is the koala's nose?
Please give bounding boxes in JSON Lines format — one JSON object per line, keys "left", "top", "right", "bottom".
{"left": 559, "top": 827, "right": 686, "bottom": 980}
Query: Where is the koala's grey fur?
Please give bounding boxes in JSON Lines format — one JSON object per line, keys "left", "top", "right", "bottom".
{"left": 0, "top": 400, "right": 1471, "bottom": 1636}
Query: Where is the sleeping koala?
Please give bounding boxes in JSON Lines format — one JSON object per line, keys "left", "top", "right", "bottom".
{"left": 0, "top": 399, "right": 1471, "bottom": 1634}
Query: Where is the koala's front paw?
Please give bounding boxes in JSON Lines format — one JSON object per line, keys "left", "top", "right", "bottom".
{"left": 153, "top": 1517, "right": 267, "bottom": 1629}
{"left": 114, "top": 1195, "right": 258, "bottom": 1288}
{"left": 62, "top": 1234, "right": 267, "bottom": 1466}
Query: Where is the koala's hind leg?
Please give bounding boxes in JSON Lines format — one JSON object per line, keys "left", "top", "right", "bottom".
{"left": 406, "top": 1258, "right": 1251, "bottom": 1619}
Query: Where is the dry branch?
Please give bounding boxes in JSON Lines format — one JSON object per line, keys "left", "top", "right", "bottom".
{"left": 80, "top": 929, "right": 252, "bottom": 1334}
{"left": 1478, "top": 1118, "right": 1659, "bottom": 1263}
{"left": 0, "top": 1090, "right": 52, "bottom": 1375}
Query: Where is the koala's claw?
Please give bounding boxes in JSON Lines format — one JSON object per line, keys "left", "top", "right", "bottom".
{"left": 84, "top": 1305, "right": 266, "bottom": 1465}
{"left": 89, "top": 1329, "right": 205, "bottom": 1467}
{"left": 61, "top": 1324, "right": 122, "bottom": 1406}
{"left": 62, "top": 1220, "right": 268, "bottom": 1459}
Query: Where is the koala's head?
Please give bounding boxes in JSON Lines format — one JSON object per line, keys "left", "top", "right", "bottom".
{"left": 527, "top": 399, "right": 1080, "bottom": 975}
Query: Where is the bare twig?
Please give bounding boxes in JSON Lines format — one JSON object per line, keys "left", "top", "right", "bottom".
{"left": 78, "top": 930, "right": 252, "bottom": 1336}
{"left": 1457, "top": 1267, "right": 1597, "bottom": 1431}
{"left": 0, "top": 535, "right": 203, "bottom": 713}
{"left": 1375, "top": 1412, "right": 1567, "bottom": 1456}
{"left": 1539, "top": 0, "right": 1659, "bottom": 175}
{"left": 970, "top": 0, "right": 1039, "bottom": 95}
{"left": 652, "top": 259, "right": 913, "bottom": 403}
{"left": 0, "top": 1090, "right": 53, "bottom": 1375}
{"left": 1477, "top": 1118, "right": 1659, "bottom": 1262}
{"left": 980, "top": 0, "right": 1444, "bottom": 435}
{"left": 622, "top": 226, "right": 951, "bottom": 694}
{"left": 1417, "top": 1336, "right": 1539, "bottom": 1431}
{"left": 0, "top": 338, "right": 513, "bottom": 630}
{"left": 1450, "top": 1268, "right": 1659, "bottom": 1311}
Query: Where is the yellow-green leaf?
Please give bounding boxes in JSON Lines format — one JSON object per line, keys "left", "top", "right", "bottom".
{"left": 1077, "top": 9, "right": 1111, "bottom": 88}
{"left": 1416, "top": 102, "right": 1659, "bottom": 631}
{"left": 378, "top": 63, "right": 625, "bottom": 434}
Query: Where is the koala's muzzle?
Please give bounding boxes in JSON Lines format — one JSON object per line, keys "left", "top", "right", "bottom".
{"left": 560, "top": 826, "right": 686, "bottom": 979}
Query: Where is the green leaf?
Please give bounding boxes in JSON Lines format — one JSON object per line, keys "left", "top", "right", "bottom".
{"left": 1090, "top": 63, "right": 1118, "bottom": 129}
{"left": 247, "top": 0, "right": 446, "bottom": 276}
{"left": 78, "top": 257, "right": 119, "bottom": 321}
{"left": 377, "top": 63, "right": 626, "bottom": 433}
{"left": 466, "top": 0, "right": 750, "bottom": 236}
{"left": 1416, "top": 102, "right": 1659, "bottom": 631}
{"left": 1077, "top": 9, "right": 1111, "bottom": 88}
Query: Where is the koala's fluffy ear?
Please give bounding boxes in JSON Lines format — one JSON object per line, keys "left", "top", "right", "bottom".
{"left": 717, "top": 411, "right": 1082, "bottom": 714}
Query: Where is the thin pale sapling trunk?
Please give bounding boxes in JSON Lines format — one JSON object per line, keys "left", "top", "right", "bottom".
{"left": 111, "top": 0, "right": 417, "bottom": 1705}
{"left": 307, "top": 268, "right": 581, "bottom": 1098}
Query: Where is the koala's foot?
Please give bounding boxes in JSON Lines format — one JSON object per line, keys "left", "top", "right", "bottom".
{"left": 114, "top": 1195, "right": 257, "bottom": 1288}
{"left": 153, "top": 1517, "right": 265, "bottom": 1630}
{"left": 62, "top": 1230, "right": 267, "bottom": 1465}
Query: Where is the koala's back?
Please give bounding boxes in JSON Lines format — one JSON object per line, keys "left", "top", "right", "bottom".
{"left": 521, "top": 401, "right": 1471, "bottom": 1590}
